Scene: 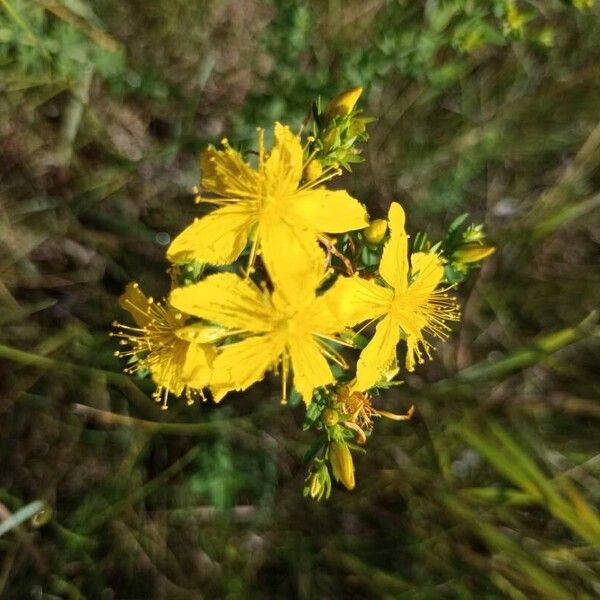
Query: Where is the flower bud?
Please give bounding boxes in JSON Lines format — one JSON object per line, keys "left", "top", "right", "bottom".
{"left": 454, "top": 244, "right": 495, "bottom": 264}
{"left": 329, "top": 442, "right": 355, "bottom": 490}
{"left": 326, "top": 86, "right": 363, "bottom": 119}
{"left": 363, "top": 219, "right": 388, "bottom": 244}
{"left": 303, "top": 159, "right": 323, "bottom": 182}
{"left": 461, "top": 224, "right": 486, "bottom": 244}
{"left": 310, "top": 472, "right": 323, "bottom": 499}
{"left": 322, "top": 408, "right": 339, "bottom": 427}
{"left": 304, "top": 462, "right": 332, "bottom": 501}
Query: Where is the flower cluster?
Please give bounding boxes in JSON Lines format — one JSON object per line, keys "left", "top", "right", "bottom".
{"left": 113, "top": 88, "right": 493, "bottom": 498}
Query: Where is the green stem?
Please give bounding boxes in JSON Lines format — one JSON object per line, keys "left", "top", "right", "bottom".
{"left": 72, "top": 403, "right": 248, "bottom": 436}
{"left": 82, "top": 446, "right": 200, "bottom": 534}
{"left": 0, "top": 343, "right": 156, "bottom": 412}
{"left": 447, "top": 311, "right": 598, "bottom": 385}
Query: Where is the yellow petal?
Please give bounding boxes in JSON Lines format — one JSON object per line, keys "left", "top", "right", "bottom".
{"left": 291, "top": 189, "right": 369, "bottom": 233}
{"left": 355, "top": 315, "right": 401, "bottom": 392}
{"left": 288, "top": 335, "right": 335, "bottom": 404}
{"left": 408, "top": 252, "right": 444, "bottom": 297}
{"left": 169, "top": 273, "right": 273, "bottom": 333}
{"left": 327, "top": 275, "right": 392, "bottom": 327}
{"left": 304, "top": 287, "right": 352, "bottom": 335}
{"left": 118, "top": 282, "right": 153, "bottom": 328}
{"left": 262, "top": 123, "right": 303, "bottom": 197}
{"left": 167, "top": 202, "right": 256, "bottom": 265}
{"left": 259, "top": 215, "right": 326, "bottom": 307}
{"left": 379, "top": 202, "right": 409, "bottom": 292}
{"left": 200, "top": 146, "right": 259, "bottom": 198}
{"left": 181, "top": 342, "right": 215, "bottom": 389}
{"left": 210, "top": 334, "right": 284, "bottom": 400}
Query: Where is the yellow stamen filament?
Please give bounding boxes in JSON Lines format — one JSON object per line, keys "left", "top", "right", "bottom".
{"left": 112, "top": 287, "right": 207, "bottom": 409}
{"left": 335, "top": 386, "right": 414, "bottom": 444}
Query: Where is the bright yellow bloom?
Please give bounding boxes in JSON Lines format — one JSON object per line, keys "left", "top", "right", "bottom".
{"left": 329, "top": 202, "right": 460, "bottom": 391}
{"left": 112, "top": 283, "right": 215, "bottom": 408}
{"left": 168, "top": 260, "right": 350, "bottom": 405}
{"left": 167, "top": 123, "right": 368, "bottom": 302}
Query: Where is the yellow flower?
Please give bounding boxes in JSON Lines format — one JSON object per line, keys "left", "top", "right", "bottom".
{"left": 112, "top": 283, "right": 215, "bottom": 409}
{"left": 167, "top": 123, "right": 368, "bottom": 302}
{"left": 329, "top": 202, "right": 460, "bottom": 391}
{"left": 168, "top": 259, "right": 350, "bottom": 405}
{"left": 334, "top": 384, "right": 414, "bottom": 444}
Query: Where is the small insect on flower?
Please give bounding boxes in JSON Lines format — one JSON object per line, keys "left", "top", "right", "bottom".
{"left": 111, "top": 283, "right": 216, "bottom": 409}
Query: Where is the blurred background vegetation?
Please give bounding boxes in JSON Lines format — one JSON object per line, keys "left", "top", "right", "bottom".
{"left": 1, "top": 0, "right": 599, "bottom": 597}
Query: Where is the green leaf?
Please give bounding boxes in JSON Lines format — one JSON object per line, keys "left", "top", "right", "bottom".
{"left": 302, "top": 394, "right": 327, "bottom": 431}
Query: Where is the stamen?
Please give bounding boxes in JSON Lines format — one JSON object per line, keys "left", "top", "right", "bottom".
{"left": 280, "top": 352, "right": 289, "bottom": 405}
{"left": 114, "top": 288, "right": 212, "bottom": 409}
{"left": 296, "top": 166, "right": 342, "bottom": 192}
{"left": 317, "top": 343, "right": 349, "bottom": 369}
{"left": 314, "top": 331, "right": 355, "bottom": 349}
{"left": 244, "top": 230, "right": 260, "bottom": 279}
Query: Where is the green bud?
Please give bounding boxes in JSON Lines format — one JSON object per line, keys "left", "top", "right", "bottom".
{"left": 304, "top": 462, "right": 332, "bottom": 501}
{"left": 322, "top": 408, "right": 339, "bottom": 427}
